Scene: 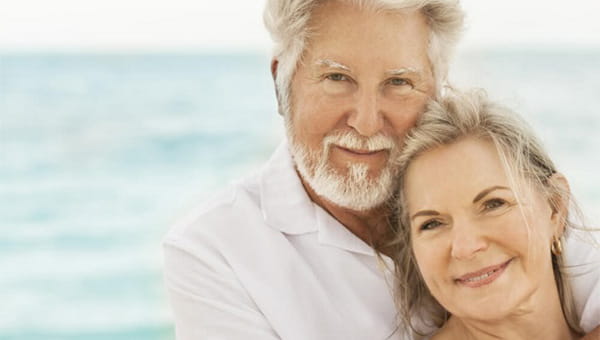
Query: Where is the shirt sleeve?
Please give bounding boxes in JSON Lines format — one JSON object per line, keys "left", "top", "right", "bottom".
{"left": 163, "top": 237, "right": 281, "bottom": 340}
{"left": 564, "top": 230, "right": 600, "bottom": 333}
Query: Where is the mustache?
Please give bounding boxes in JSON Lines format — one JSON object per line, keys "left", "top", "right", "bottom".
{"left": 322, "top": 132, "right": 397, "bottom": 153}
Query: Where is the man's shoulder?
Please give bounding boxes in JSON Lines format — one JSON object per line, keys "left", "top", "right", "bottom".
{"left": 163, "top": 140, "right": 309, "bottom": 259}
{"left": 164, "top": 174, "right": 265, "bottom": 248}
{"left": 565, "top": 229, "right": 600, "bottom": 333}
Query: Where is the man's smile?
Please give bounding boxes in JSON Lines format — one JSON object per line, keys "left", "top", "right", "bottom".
{"left": 335, "top": 145, "right": 388, "bottom": 156}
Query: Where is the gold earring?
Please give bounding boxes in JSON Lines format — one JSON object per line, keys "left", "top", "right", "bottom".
{"left": 551, "top": 236, "right": 563, "bottom": 256}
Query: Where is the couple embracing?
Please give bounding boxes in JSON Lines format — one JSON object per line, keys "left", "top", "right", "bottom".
{"left": 164, "top": 0, "right": 600, "bottom": 339}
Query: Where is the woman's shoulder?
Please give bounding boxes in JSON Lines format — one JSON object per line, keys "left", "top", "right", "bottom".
{"left": 429, "top": 331, "right": 452, "bottom": 340}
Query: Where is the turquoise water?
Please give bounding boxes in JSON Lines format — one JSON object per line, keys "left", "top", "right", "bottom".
{"left": 1, "top": 50, "right": 599, "bottom": 339}
{"left": 0, "top": 54, "right": 281, "bottom": 340}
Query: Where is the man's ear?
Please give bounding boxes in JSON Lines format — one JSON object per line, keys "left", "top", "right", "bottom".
{"left": 271, "top": 58, "right": 278, "bottom": 80}
{"left": 271, "top": 59, "right": 284, "bottom": 116}
{"left": 548, "top": 172, "right": 570, "bottom": 237}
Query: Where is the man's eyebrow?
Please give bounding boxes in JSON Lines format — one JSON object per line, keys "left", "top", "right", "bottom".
{"left": 385, "top": 67, "right": 420, "bottom": 77}
{"left": 315, "top": 59, "right": 352, "bottom": 72}
{"left": 472, "top": 186, "right": 511, "bottom": 204}
{"left": 411, "top": 210, "right": 440, "bottom": 221}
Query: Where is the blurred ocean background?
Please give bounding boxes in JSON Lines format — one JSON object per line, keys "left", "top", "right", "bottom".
{"left": 1, "top": 49, "right": 600, "bottom": 340}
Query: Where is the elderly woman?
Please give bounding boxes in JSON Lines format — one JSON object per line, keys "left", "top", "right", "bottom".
{"left": 388, "top": 89, "right": 599, "bottom": 340}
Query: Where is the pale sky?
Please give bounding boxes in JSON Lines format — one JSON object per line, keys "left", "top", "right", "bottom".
{"left": 1, "top": 0, "right": 600, "bottom": 52}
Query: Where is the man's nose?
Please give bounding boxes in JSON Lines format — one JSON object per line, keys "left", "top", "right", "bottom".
{"left": 450, "top": 221, "right": 488, "bottom": 260}
{"left": 347, "top": 89, "right": 384, "bottom": 136}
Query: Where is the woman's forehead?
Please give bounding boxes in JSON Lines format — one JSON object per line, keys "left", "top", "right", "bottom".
{"left": 403, "top": 136, "right": 539, "bottom": 205}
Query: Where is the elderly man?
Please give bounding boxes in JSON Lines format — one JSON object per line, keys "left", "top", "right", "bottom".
{"left": 163, "top": 0, "right": 600, "bottom": 339}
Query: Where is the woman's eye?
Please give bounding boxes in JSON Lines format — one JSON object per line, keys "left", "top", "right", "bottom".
{"left": 326, "top": 73, "right": 348, "bottom": 81}
{"left": 483, "top": 198, "right": 506, "bottom": 211}
{"left": 420, "top": 219, "right": 442, "bottom": 231}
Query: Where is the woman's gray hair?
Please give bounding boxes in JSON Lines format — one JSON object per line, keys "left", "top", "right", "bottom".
{"left": 387, "top": 88, "right": 584, "bottom": 337}
{"left": 263, "top": 0, "right": 465, "bottom": 116}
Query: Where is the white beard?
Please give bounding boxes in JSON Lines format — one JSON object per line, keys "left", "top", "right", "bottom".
{"left": 288, "top": 129, "right": 400, "bottom": 211}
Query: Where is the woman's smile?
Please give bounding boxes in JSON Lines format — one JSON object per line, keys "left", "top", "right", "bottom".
{"left": 454, "top": 258, "right": 513, "bottom": 288}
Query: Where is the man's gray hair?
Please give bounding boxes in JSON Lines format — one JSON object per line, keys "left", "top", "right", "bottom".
{"left": 263, "top": 0, "right": 465, "bottom": 116}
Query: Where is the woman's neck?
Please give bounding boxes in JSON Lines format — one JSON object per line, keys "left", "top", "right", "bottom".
{"left": 445, "top": 313, "right": 575, "bottom": 340}
{"left": 434, "top": 279, "right": 577, "bottom": 340}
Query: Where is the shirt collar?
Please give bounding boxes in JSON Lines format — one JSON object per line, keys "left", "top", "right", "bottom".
{"left": 315, "top": 205, "right": 377, "bottom": 256}
{"left": 260, "top": 139, "right": 318, "bottom": 235}
{"left": 259, "top": 138, "right": 377, "bottom": 256}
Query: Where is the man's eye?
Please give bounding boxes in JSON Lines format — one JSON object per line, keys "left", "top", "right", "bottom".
{"left": 389, "top": 78, "right": 411, "bottom": 86}
{"left": 420, "top": 219, "right": 442, "bottom": 231}
{"left": 326, "top": 73, "right": 348, "bottom": 81}
{"left": 483, "top": 198, "right": 506, "bottom": 211}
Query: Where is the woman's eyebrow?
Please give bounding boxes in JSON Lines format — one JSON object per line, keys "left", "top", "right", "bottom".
{"left": 472, "top": 185, "right": 511, "bottom": 204}
{"left": 411, "top": 210, "right": 440, "bottom": 221}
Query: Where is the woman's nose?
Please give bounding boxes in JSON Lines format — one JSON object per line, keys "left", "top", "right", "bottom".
{"left": 450, "top": 221, "right": 489, "bottom": 260}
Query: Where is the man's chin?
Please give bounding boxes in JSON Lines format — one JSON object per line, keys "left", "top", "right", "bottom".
{"left": 328, "top": 163, "right": 386, "bottom": 181}
{"left": 288, "top": 139, "right": 398, "bottom": 212}
{"left": 302, "top": 164, "right": 396, "bottom": 212}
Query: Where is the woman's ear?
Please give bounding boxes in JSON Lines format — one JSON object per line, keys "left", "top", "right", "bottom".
{"left": 547, "top": 172, "right": 570, "bottom": 237}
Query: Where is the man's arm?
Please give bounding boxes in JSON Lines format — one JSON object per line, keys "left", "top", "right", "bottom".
{"left": 565, "top": 231, "right": 600, "bottom": 334}
{"left": 163, "top": 238, "right": 281, "bottom": 340}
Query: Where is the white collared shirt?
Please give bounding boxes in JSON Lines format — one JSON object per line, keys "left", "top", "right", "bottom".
{"left": 163, "top": 140, "right": 600, "bottom": 339}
